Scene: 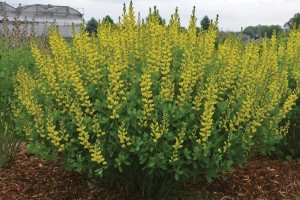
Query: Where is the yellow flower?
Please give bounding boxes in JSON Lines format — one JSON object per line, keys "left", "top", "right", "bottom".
{"left": 170, "top": 124, "right": 186, "bottom": 163}
{"left": 118, "top": 122, "right": 131, "bottom": 148}
{"left": 150, "top": 114, "right": 169, "bottom": 143}
{"left": 90, "top": 139, "right": 107, "bottom": 165}
{"left": 198, "top": 81, "right": 218, "bottom": 144}
{"left": 140, "top": 72, "right": 154, "bottom": 127}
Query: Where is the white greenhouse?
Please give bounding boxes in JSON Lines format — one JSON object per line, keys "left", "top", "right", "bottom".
{"left": 0, "top": 2, "right": 83, "bottom": 38}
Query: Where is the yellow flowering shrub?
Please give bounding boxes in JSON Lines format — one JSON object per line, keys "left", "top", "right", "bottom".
{"left": 14, "top": 3, "right": 300, "bottom": 197}
{"left": 274, "top": 28, "right": 300, "bottom": 158}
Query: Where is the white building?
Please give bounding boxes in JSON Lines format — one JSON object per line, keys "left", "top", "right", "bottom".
{"left": 0, "top": 2, "right": 83, "bottom": 38}
{"left": 283, "top": 19, "right": 292, "bottom": 32}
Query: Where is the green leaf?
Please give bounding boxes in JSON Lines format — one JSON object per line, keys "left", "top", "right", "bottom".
{"left": 83, "top": 116, "right": 92, "bottom": 124}
{"left": 93, "top": 100, "right": 102, "bottom": 111}
{"left": 148, "top": 158, "right": 156, "bottom": 168}
{"left": 227, "top": 160, "right": 233, "bottom": 167}
{"left": 285, "top": 155, "right": 292, "bottom": 161}
{"left": 0, "top": 72, "right": 5, "bottom": 78}
{"left": 100, "top": 117, "right": 109, "bottom": 124}
{"left": 124, "top": 160, "right": 131, "bottom": 165}
{"left": 118, "top": 166, "right": 123, "bottom": 173}
{"left": 183, "top": 148, "right": 191, "bottom": 160}
{"left": 127, "top": 107, "right": 132, "bottom": 115}
{"left": 189, "top": 113, "right": 195, "bottom": 121}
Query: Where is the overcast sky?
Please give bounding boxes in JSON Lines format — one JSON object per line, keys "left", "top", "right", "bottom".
{"left": 5, "top": 0, "right": 300, "bottom": 31}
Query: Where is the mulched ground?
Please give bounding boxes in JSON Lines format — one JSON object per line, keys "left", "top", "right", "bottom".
{"left": 204, "top": 157, "right": 300, "bottom": 200}
{"left": 0, "top": 146, "right": 299, "bottom": 200}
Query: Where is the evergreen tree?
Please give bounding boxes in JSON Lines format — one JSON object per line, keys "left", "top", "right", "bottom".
{"left": 292, "top": 13, "right": 300, "bottom": 28}
{"left": 102, "top": 15, "right": 115, "bottom": 25}
{"left": 86, "top": 17, "right": 99, "bottom": 35}
{"left": 201, "top": 15, "right": 210, "bottom": 30}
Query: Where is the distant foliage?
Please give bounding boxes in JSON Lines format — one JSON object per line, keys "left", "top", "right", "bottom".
{"left": 201, "top": 15, "right": 210, "bottom": 30}
{"left": 243, "top": 25, "right": 283, "bottom": 39}
{"left": 86, "top": 17, "right": 99, "bottom": 35}
{"left": 291, "top": 13, "right": 300, "bottom": 28}
{"left": 102, "top": 15, "right": 115, "bottom": 25}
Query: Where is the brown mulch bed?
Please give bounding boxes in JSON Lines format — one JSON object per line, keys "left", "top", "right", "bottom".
{"left": 203, "top": 157, "right": 300, "bottom": 200}
{"left": 0, "top": 146, "right": 299, "bottom": 200}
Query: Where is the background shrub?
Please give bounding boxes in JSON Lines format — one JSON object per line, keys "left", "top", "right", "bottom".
{"left": 273, "top": 30, "right": 300, "bottom": 159}
{"left": 275, "top": 98, "right": 300, "bottom": 159}
{"left": 0, "top": 9, "right": 34, "bottom": 167}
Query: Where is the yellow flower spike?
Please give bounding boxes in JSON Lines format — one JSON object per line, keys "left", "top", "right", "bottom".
{"left": 269, "top": 91, "right": 298, "bottom": 133}
{"left": 170, "top": 124, "right": 186, "bottom": 163}
{"left": 89, "top": 139, "right": 107, "bottom": 165}
{"left": 231, "top": 96, "right": 254, "bottom": 132}
{"left": 159, "top": 32, "right": 174, "bottom": 103}
{"left": 216, "top": 37, "right": 240, "bottom": 98}
{"left": 177, "top": 7, "right": 209, "bottom": 107}
{"left": 150, "top": 118, "right": 162, "bottom": 143}
{"left": 46, "top": 116, "right": 63, "bottom": 149}
{"left": 198, "top": 81, "right": 219, "bottom": 144}
{"left": 73, "top": 30, "right": 101, "bottom": 84}
{"left": 118, "top": 122, "right": 131, "bottom": 148}
{"left": 230, "top": 42, "right": 258, "bottom": 101}
{"left": 140, "top": 71, "right": 154, "bottom": 127}
{"left": 51, "top": 31, "right": 93, "bottom": 115}
{"left": 69, "top": 101, "right": 92, "bottom": 149}
{"left": 15, "top": 67, "right": 46, "bottom": 139}
{"left": 168, "top": 7, "right": 181, "bottom": 45}
{"left": 92, "top": 116, "right": 106, "bottom": 138}
{"left": 119, "top": 1, "right": 138, "bottom": 66}
{"left": 107, "top": 32, "right": 128, "bottom": 119}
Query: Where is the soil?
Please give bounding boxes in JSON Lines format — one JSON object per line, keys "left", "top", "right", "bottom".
{"left": 0, "top": 146, "right": 299, "bottom": 200}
